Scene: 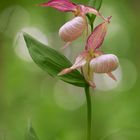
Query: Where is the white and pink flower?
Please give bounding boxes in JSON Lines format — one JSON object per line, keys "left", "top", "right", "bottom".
{"left": 39, "top": 0, "right": 109, "bottom": 48}
{"left": 58, "top": 17, "right": 119, "bottom": 88}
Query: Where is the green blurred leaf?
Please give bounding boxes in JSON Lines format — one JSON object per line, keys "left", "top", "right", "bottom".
{"left": 87, "top": 0, "right": 103, "bottom": 31}
{"left": 25, "top": 124, "right": 39, "bottom": 140}
{"left": 91, "top": 0, "right": 103, "bottom": 22}
{"left": 92, "top": 0, "right": 103, "bottom": 11}
{"left": 23, "top": 33, "right": 87, "bottom": 87}
{"left": 100, "top": 127, "right": 140, "bottom": 140}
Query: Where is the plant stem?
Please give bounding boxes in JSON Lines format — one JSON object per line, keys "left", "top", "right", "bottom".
{"left": 85, "top": 85, "right": 92, "bottom": 140}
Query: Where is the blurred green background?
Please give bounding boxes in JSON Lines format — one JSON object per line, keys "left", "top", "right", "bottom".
{"left": 0, "top": 0, "right": 140, "bottom": 140}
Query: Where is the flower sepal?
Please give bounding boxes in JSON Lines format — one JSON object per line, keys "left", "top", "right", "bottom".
{"left": 38, "top": 0, "right": 77, "bottom": 12}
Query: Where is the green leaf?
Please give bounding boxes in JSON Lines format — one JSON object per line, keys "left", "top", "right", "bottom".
{"left": 92, "top": 0, "right": 103, "bottom": 11}
{"left": 91, "top": 0, "right": 103, "bottom": 22}
{"left": 23, "top": 33, "right": 87, "bottom": 87}
{"left": 87, "top": 0, "right": 103, "bottom": 31}
{"left": 25, "top": 124, "right": 39, "bottom": 140}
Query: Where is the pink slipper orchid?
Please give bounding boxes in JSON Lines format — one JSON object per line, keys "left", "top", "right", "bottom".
{"left": 58, "top": 17, "right": 119, "bottom": 88}
{"left": 39, "top": 0, "right": 108, "bottom": 48}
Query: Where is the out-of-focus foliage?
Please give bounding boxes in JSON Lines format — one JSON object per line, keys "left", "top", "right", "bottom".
{"left": 0, "top": 0, "right": 140, "bottom": 140}
{"left": 25, "top": 123, "right": 39, "bottom": 140}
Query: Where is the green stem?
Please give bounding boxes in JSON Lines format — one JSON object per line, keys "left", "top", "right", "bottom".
{"left": 85, "top": 85, "right": 92, "bottom": 140}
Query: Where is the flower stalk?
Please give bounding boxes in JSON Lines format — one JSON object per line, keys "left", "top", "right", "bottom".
{"left": 85, "top": 85, "right": 92, "bottom": 140}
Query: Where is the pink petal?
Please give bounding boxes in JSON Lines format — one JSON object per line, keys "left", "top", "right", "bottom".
{"left": 59, "top": 16, "right": 86, "bottom": 42}
{"left": 39, "top": 0, "right": 77, "bottom": 12}
{"left": 107, "top": 72, "right": 117, "bottom": 81}
{"left": 88, "top": 81, "right": 96, "bottom": 88}
{"left": 90, "top": 54, "right": 119, "bottom": 73}
{"left": 85, "top": 17, "right": 111, "bottom": 51}
{"left": 58, "top": 67, "right": 73, "bottom": 76}
{"left": 61, "top": 42, "right": 71, "bottom": 49}
{"left": 71, "top": 53, "right": 87, "bottom": 69}
{"left": 94, "top": 50, "right": 104, "bottom": 56}
{"left": 58, "top": 51, "right": 88, "bottom": 76}
{"left": 79, "top": 5, "right": 107, "bottom": 21}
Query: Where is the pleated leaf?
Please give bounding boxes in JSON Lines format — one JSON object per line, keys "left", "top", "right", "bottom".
{"left": 92, "top": 0, "right": 103, "bottom": 11}
{"left": 87, "top": 0, "right": 103, "bottom": 30}
{"left": 23, "top": 33, "right": 87, "bottom": 87}
{"left": 25, "top": 125, "right": 39, "bottom": 140}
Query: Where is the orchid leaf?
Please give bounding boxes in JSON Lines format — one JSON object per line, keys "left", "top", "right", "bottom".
{"left": 91, "top": 0, "right": 103, "bottom": 22}
{"left": 23, "top": 33, "right": 87, "bottom": 87}
{"left": 92, "top": 0, "right": 103, "bottom": 11}
{"left": 87, "top": 0, "right": 103, "bottom": 30}
{"left": 25, "top": 124, "right": 39, "bottom": 140}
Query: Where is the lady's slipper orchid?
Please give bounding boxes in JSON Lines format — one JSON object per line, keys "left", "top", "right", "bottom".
{"left": 39, "top": 0, "right": 108, "bottom": 48}
{"left": 59, "top": 16, "right": 87, "bottom": 42}
{"left": 58, "top": 18, "right": 119, "bottom": 88}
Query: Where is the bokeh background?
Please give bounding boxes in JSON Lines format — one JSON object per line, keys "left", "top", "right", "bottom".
{"left": 0, "top": 0, "right": 140, "bottom": 140}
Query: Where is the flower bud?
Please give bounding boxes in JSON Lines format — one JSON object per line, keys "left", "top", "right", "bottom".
{"left": 90, "top": 54, "right": 119, "bottom": 73}
{"left": 59, "top": 16, "right": 86, "bottom": 42}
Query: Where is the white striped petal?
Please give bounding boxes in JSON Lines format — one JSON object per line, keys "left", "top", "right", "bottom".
{"left": 59, "top": 16, "right": 86, "bottom": 42}
{"left": 90, "top": 54, "right": 119, "bottom": 73}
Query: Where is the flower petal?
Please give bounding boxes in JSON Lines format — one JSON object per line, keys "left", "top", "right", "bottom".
{"left": 85, "top": 19, "right": 111, "bottom": 51}
{"left": 39, "top": 0, "right": 77, "bottom": 12}
{"left": 79, "top": 5, "right": 107, "bottom": 21}
{"left": 107, "top": 72, "right": 117, "bottom": 81}
{"left": 58, "top": 67, "right": 73, "bottom": 75}
{"left": 59, "top": 16, "right": 86, "bottom": 42}
{"left": 90, "top": 54, "right": 119, "bottom": 73}
{"left": 58, "top": 51, "right": 88, "bottom": 76}
{"left": 86, "top": 22, "right": 107, "bottom": 51}
{"left": 88, "top": 81, "right": 96, "bottom": 88}
{"left": 82, "top": 62, "right": 96, "bottom": 88}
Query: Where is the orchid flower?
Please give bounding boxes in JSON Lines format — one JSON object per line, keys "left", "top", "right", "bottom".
{"left": 39, "top": 0, "right": 108, "bottom": 48}
{"left": 58, "top": 17, "right": 119, "bottom": 88}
